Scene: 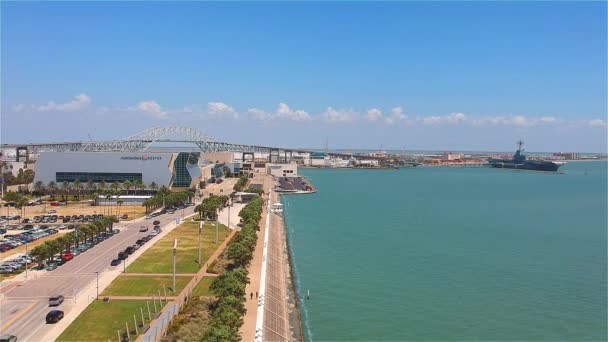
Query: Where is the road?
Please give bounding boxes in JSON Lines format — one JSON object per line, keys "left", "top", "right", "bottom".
{"left": 0, "top": 206, "right": 196, "bottom": 341}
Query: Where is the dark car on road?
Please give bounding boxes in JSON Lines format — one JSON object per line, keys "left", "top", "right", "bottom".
{"left": 46, "top": 310, "right": 64, "bottom": 323}
{"left": 117, "top": 252, "right": 127, "bottom": 260}
{"left": 49, "top": 295, "right": 64, "bottom": 306}
{"left": 0, "top": 335, "right": 17, "bottom": 342}
{"left": 110, "top": 259, "right": 121, "bottom": 266}
{"left": 125, "top": 246, "right": 135, "bottom": 255}
{"left": 153, "top": 220, "right": 160, "bottom": 225}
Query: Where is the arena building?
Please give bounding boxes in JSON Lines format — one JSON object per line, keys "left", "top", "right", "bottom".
{"left": 34, "top": 151, "right": 205, "bottom": 190}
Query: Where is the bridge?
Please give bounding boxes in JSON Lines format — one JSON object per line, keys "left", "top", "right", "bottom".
{"left": 1, "top": 126, "right": 384, "bottom": 162}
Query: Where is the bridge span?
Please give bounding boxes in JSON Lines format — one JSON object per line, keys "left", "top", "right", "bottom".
{"left": 1, "top": 126, "right": 383, "bottom": 162}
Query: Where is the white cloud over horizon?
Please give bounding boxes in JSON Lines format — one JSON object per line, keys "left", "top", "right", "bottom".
{"left": 12, "top": 93, "right": 91, "bottom": 112}
{"left": 248, "top": 103, "right": 311, "bottom": 122}
{"left": 207, "top": 102, "right": 239, "bottom": 119}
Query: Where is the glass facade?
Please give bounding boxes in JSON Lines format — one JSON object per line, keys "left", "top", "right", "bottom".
{"left": 56, "top": 172, "right": 142, "bottom": 183}
{"left": 172, "top": 152, "right": 199, "bottom": 188}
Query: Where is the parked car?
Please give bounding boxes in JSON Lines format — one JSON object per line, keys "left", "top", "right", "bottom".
{"left": 46, "top": 262, "right": 58, "bottom": 271}
{"left": 48, "top": 295, "right": 64, "bottom": 306}
{"left": 152, "top": 220, "right": 160, "bottom": 226}
{"left": 121, "top": 214, "right": 128, "bottom": 219}
{"left": 125, "top": 246, "right": 135, "bottom": 255}
{"left": 45, "top": 310, "right": 64, "bottom": 323}
{"left": 139, "top": 225, "right": 148, "bottom": 232}
{"left": 0, "top": 335, "right": 18, "bottom": 342}
{"left": 117, "top": 252, "right": 127, "bottom": 260}
{"left": 112, "top": 229, "right": 120, "bottom": 234}
{"left": 61, "top": 252, "right": 74, "bottom": 262}
{"left": 48, "top": 209, "right": 57, "bottom": 214}
{"left": 110, "top": 259, "right": 121, "bottom": 266}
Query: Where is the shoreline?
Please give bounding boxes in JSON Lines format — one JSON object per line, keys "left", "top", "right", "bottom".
{"left": 278, "top": 194, "right": 305, "bottom": 342}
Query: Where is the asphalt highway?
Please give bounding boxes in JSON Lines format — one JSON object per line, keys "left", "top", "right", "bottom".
{"left": 0, "top": 206, "right": 196, "bottom": 340}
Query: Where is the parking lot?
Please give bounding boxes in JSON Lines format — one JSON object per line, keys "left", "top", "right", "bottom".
{"left": 0, "top": 203, "right": 198, "bottom": 341}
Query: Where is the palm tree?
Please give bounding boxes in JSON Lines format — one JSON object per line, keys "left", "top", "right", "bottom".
{"left": 86, "top": 180, "right": 95, "bottom": 198}
{"left": 99, "top": 180, "right": 107, "bottom": 192}
{"left": 61, "top": 182, "right": 71, "bottom": 201}
{"left": 48, "top": 181, "right": 57, "bottom": 200}
{"left": 104, "top": 190, "right": 114, "bottom": 216}
{"left": 30, "top": 244, "right": 50, "bottom": 268}
{"left": 73, "top": 179, "right": 82, "bottom": 200}
{"left": 33, "top": 181, "right": 45, "bottom": 197}
{"left": 123, "top": 180, "right": 132, "bottom": 196}
{"left": 117, "top": 200, "right": 124, "bottom": 220}
{"left": 149, "top": 181, "right": 158, "bottom": 195}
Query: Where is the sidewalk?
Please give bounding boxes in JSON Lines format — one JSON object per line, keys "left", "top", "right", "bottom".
{"left": 240, "top": 174, "right": 273, "bottom": 341}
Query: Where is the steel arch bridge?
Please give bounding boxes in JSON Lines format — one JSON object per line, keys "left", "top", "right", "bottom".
{"left": 2, "top": 126, "right": 286, "bottom": 154}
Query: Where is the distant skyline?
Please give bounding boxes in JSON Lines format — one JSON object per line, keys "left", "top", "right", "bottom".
{"left": 1, "top": 1, "right": 606, "bottom": 152}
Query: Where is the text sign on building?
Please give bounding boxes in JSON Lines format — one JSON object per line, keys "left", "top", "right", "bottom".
{"left": 120, "top": 155, "right": 162, "bottom": 161}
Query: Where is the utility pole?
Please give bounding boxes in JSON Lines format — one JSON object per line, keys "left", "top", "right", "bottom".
{"left": 96, "top": 271, "right": 99, "bottom": 299}
{"left": 172, "top": 239, "right": 177, "bottom": 292}
{"left": 198, "top": 220, "right": 203, "bottom": 266}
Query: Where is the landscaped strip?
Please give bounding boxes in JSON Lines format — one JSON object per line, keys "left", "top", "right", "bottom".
{"left": 126, "top": 220, "right": 229, "bottom": 274}
{"left": 56, "top": 299, "right": 167, "bottom": 342}
{"left": 101, "top": 275, "right": 193, "bottom": 296}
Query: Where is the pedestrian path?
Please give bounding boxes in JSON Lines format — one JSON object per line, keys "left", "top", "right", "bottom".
{"left": 121, "top": 273, "right": 197, "bottom": 277}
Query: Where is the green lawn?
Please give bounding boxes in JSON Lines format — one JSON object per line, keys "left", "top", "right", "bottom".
{"left": 126, "top": 220, "right": 230, "bottom": 274}
{"left": 191, "top": 276, "right": 215, "bottom": 297}
{"left": 57, "top": 300, "right": 166, "bottom": 342}
{"left": 101, "top": 275, "right": 193, "bottom": 296}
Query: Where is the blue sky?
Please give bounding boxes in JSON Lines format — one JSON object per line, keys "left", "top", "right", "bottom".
{"left": 1, "top": 1, "right": 606, "bottom": 152}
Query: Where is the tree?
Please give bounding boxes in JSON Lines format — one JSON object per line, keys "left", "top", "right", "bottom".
{"left": 223, "top": 166, "right": 232, "bottom": 178}
{"left": 61, "top": 182, "right": 71, "bottom": 201}
{"left": 47, "top": 181, "right": 57, "bottom": 199}
{"left": 227, "top": 242, "right": 253, "bottom": 268}
{"left": 117, "top": 200, "right": 124, "bottom": 219}
{"left": 33, "top": 181, "right": 45, "bottom": 197}
{"left": 149, "top": 181, "right": 158, "bottom": 195}
{"left": 73, "top": 179, "right": 82, "bottom": 200}
{"left": 86, "top": 179, "right": 95, "bottom": 198}
{"left": 123, "top": 180, "right": 132, "bottom": 196}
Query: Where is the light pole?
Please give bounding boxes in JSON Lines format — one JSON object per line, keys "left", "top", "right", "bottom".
{"left": 96, "top": 271, "right": 99, "bottom": 300}
{"left": 227, "top": 198, "right": 231, "bottom": 230}
{"left": 215, "top": 209, "right": 219, "bottom": 244}
{"left": 198, "top": 220, "right": 203, "bottom": 266}
{"left": 172, "top": 239, "right": 177, "bottom": 292}
{"left": 123, "top": 255, "right": 127, "bottom": 273}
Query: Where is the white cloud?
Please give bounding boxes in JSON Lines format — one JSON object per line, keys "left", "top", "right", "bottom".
{"left": 12, "top": 93, "right": 91, "bottom": 112}
{"left": 248, "top": 103, "right": 310, "bottom": 121}
{"left": 540, "top": 116, "right": 557, "bottom": 123}
{"left": 418, "top": 112, "right": 467, "bottom": 125}
{"left": 129, "top": 100, "right": 168, "bottom": 119}
{"left": 207, "top": 102, "right": 239, "bottom": 119}
{"left": 322, "top": 107, "right": 358, "bottom": 123}
{"left": 588, "top": 119, "right": 607, "bottom": 127}
{"left": 385, "top": 106, "right": 409, "bottom": 125}
{"left": 366, "top": 108, "right": 383, "bottom": 122}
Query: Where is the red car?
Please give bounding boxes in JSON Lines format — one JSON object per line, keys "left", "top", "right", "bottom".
{"left": 50, "top": 202, "right": 60, "bottom": 206}
{"left": 61, "top": 252, "right": 74, "bottom": 262}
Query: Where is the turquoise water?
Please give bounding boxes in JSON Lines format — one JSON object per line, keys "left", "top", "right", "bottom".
{"left": 283, "top": 162, "right": 607, "bottom": 341}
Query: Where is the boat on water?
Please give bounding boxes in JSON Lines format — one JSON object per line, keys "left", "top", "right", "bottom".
{"left": 489, "top": 141, "right": 565, "bottom": 172}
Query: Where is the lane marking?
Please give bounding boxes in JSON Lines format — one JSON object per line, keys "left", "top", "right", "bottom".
{"left": 0, "top": 301, "right": 36, "bottom": 331}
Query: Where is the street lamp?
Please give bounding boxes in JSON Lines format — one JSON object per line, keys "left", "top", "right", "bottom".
{"left": 215, "top": 208, "right": 219, "bottom": 244}
{"left": 198, "top": 220, "right": 203, "bottom": 266}
{"left": 96, "top": 271, "right": 99, "bottom": 299}
{"left": 172, "top": 239, "right": 177, "bottom": 292}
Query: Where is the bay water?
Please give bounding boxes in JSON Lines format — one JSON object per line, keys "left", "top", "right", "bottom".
{"left": 283, "top": 161, "right": 607, "bottom": 341}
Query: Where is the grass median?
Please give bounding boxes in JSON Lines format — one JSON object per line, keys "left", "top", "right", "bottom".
{"left": 101, "top": 275, "right": 193, "bottom": 296}
{"left": 57, "top": 299, "right": 167, "bottom": 342}
{"left": 126, "top": 220, "right": 230, "bottom": 274}
{"left": 191, "top": 276, "right": 214, "bottom": 297}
